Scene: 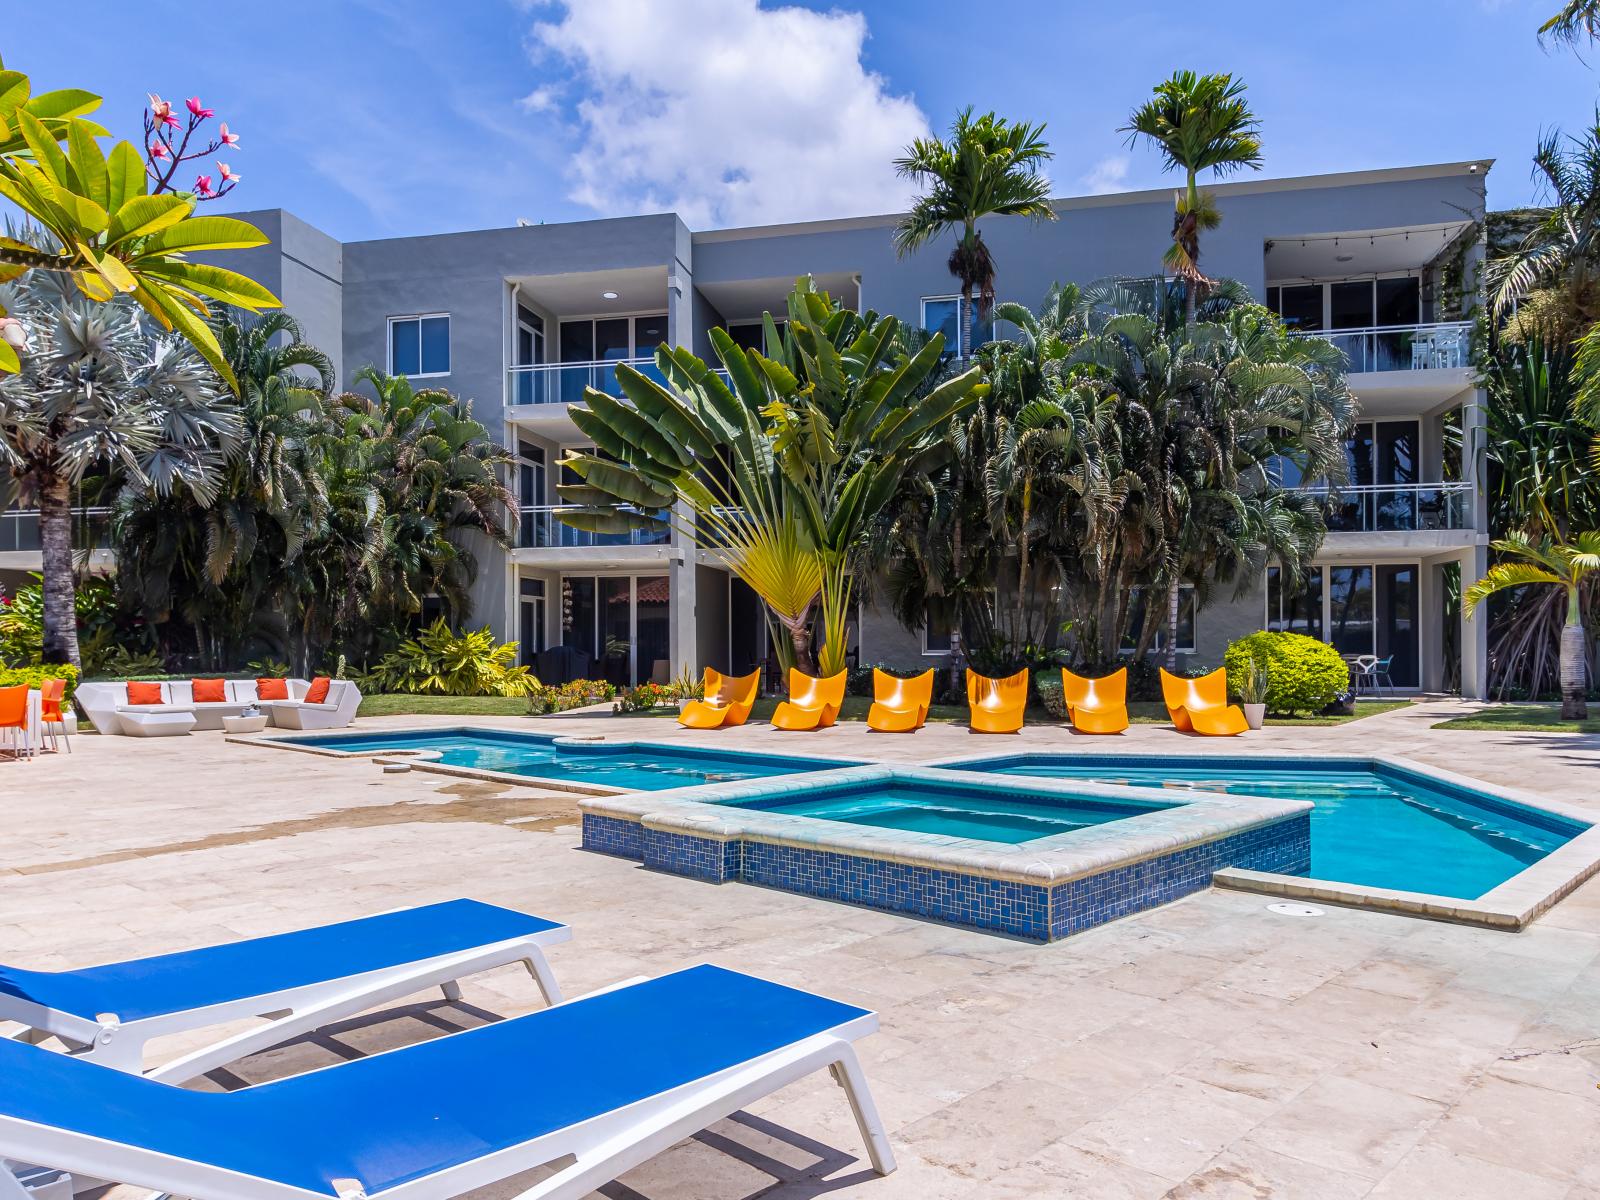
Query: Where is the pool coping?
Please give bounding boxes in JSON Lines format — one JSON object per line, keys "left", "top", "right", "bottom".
{"left": 578, "top": 763, "right": 1311, "bottom": 887}
{"left": 923, "top": 748, "right": 1600, "bottom": 931}
{"left": 230, "top": 725, "right": 867, "bottom": 797}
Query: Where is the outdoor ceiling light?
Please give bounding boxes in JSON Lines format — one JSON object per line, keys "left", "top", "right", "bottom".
{"left": 602, "top": 291, "right": 619, "bottom": 300}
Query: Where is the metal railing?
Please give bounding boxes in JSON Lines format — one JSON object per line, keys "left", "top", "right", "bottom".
{"left": 1296, "top": 482, "right": 1473, "bottom": 532}
{"left": 1293, "top": 321, "right": 1472, "bottom": 373}
{"left": 0, "top": 507, "right": 114, "bottom": 553}
{"left": 507, "top": 358, "right": 665, "bottom": 407}
{"left": 517, "top": 504, "right": 670, "bottom": 549}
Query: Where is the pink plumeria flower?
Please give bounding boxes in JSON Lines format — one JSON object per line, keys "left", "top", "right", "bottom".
{"left": 218, "top": 122, "right": 239, "bottom": 148}
{"left": 217, "top": 162, "right": 239, "bottom": 183}
{"left": 149, "top": 141, "right": 170, "bottom": 160}
{"left": 149, "top": 93, "right": 181, "bottom": 129}
{"left": 186, "top": 97, "right": 214, "bottom": 119}
{"left": 194, "top": 174, "right": 215, "bottom": 198}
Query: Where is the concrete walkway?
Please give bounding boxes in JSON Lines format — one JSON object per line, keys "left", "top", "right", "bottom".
{"left": 2, "top": 699, "right": 1597, "bottom": 1198}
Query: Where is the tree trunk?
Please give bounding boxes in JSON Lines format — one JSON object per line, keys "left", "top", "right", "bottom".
{"left": 1560, "top": 588, "right": 1588, "bottom": 720}
{"left": 961, "top": 285, "right": 973, "bottom": 359}
{"left": 949, "top": 515, "right": 966, "bottom": 670}
{"left": 37, "top": 473, "right": 81, "bottom": 668}
{"left": 1165, "top": 578, "right": 1181, "bottom": 673}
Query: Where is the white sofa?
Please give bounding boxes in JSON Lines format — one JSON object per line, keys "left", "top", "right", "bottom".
{"left": 75, "top": 678, "right": 362, "bottom": 735}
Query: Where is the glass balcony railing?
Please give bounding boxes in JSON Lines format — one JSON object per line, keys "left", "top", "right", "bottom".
{"left": 1296, "top": 483, "right": 1473, "bottom": 533}
{"left": 0, "top": 508, "right": 114, "bottom": 552}
{"left": 517, "top": 505, "right": 670, "bottom": 549}
{"left": 508, "top": 358, "right": 666, "bottom": 407}
{"left": 1293, "top": 321, "right": 1472, "bottom": 373}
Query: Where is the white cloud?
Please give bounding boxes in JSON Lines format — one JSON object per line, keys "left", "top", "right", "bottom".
{"left": 1082, "top": 155, "right": 1130, "bottom": 196}
{"left": 523, "top": 0, "right": 931, "bottom": 229}
{"left": 517, "top": 86, "right": 558, "bottom": 113}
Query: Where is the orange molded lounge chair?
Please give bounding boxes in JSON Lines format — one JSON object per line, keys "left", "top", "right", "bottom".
{"left": 678, "top": 667, "right": 761, "bottom": 730}
{"left": 1160, "top": 667, "right": 1249, "bottom": 736}
{"left": 866, "top": 668, "right": 934, "bottom": 733}
{"left": 770, "top": 668, "right": 847, "bottom": 731}
{"left": 1060, "top": 667, "right": 1129, "bottom": 734}
{"left": 967, "top": 668, "right": 1028, "bottom": 733}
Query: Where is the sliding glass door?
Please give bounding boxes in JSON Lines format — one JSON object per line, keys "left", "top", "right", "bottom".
{"left": 559, "top": 574, "right": 673, "bottom": 686}
{"left": 1270, "top": 563, "right": 1418, "bottom": 688}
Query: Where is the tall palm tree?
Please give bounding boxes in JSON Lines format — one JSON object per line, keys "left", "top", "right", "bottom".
{"left": 1122, "top": 72, "right": 1264, "bottom": 326}
{"left": 894, "top": 109, "right": 1056, "bottom": 356}
{"left": 0, "top": 267, "right": 240, "bottom": 666}
{"left": 1541, "top": 1, "right": 1600, "bottom": 46}
{"left": 1465, "top": 531, "right": 1599, "bottom": 719}
{"left": 1492, "top": 118, "right": 1600, "bottom": 334}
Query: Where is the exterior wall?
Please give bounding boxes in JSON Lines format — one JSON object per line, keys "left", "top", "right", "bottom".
{"left": 694, "top": 564, "right": 730, "bottom": 672}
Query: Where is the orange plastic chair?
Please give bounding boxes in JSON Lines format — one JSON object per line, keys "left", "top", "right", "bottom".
{"left": 770, "top": 668, "right": 847, "bottom": 731}
{"left": 0, "top": 683, "right": 30, "bottom": 761}
{"left": 1060, "top": 667, "right": 1129, "bottom": 734}
{"left": 1160, "top": 667, "right": 1249, "bottom": 736}
{"left": 967, "top": 668, "right": 1028, "bottom": 733}
{"left": 38, "top": 677, "right": 71, "bottom": 753}
{"left": 677, "top": 667, "right": 761, "bottom": 730}
{"left": 866, "top": 668, "right": 933, "bottom": 733}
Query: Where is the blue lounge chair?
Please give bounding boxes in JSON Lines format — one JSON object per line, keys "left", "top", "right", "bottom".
{"left": 0, "top": 899, "right": 568, "bottom": 1081}
{"left": 0, "top": 964, "right": 894, "bottom": 1200}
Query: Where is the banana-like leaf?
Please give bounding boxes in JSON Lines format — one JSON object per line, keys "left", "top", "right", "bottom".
{"left": 561, "top": 453, "right": 677, "bottom": 509}
{"left": 567, "top": 403, "right": 643, "bottom": 465}
{"left": 555, "top": 505, "right": 665, "bottom": 536}
{"left": 584, "top": 381, "right": 691, "bottom": 470}
{"left": 615, "top": 361, "right": 719, "bottom": 459}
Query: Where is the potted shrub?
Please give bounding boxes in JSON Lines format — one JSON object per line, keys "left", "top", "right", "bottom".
{"left": 1236, "top": 659, "right": 1269, "bottom": 730}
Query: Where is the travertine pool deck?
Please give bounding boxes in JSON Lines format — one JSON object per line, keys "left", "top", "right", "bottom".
{"left": 4, "top": 698, "right": 1599, "bottom": 1197}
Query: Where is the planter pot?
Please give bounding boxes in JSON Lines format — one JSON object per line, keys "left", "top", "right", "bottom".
{"left": 1242, "top": 703, "right": 1266, "bottom": 730}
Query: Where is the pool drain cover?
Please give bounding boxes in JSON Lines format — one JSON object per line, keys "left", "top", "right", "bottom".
{"left": 1267, "top": 902, "right": 1325, "bottom": 918}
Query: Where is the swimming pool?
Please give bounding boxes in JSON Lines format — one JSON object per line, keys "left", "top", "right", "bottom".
{"left": 272, "top": 727, "right": 856, "bottom": 792}
{"left": 724, "top": 776, "right": 1178, "bottom": 844}
{"left": 947, "top": 754, "right": 1590, "bottom": 901}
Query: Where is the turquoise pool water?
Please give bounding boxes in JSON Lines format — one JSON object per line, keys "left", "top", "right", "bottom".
{"left": 287, "top": 728, "right": 854, "bottom": 791}
{"left": 954, "top": 754, "right": 1587, "bottom": 900}
{"left": 725, "top": 779, "right": 1176, "bottom": 845}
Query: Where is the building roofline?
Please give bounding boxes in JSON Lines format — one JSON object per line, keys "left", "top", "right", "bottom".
{"left": 692, "top": 159, "right": 1495, "bottom": 245}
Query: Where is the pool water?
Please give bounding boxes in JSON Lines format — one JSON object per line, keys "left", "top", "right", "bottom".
{"left": 963, "top": 756, "right": 1586, "bottom": 900}
{"left": 726, "top": 781, "right": 1175, "bottom": 845}
{"left": 289, "top": 728, "right": 853, "bottom": 791}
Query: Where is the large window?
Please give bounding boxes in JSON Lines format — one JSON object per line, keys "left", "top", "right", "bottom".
{"left": 557, "top": 314, "right": 667, "bottom": 364}
{"left": 1121, "top": 586, "right": 1196, "bottom": 654}
{"left": 518, "top": 578, "right": 546, "bottom": 667}
{"left": 1266, "top": 566, "right": 1323, "bottom": 640}
{"left": 1266, "top": 276, "right": 1421, "bottom": 331}
{"left": 921, "top": 295, "right": 990, "bottom": 355}
{"left": 389, "top": 314, "right": 450, "bottom": 377}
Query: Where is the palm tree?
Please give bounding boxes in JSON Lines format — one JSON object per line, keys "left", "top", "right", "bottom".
{"left": 1465, "top": 531, "right": 1599, "bottom": 719}
{"left": 1122, "top": 72, "right": 1264, "bottom": 326}
{"left": 1540, "top": 1, "right": 1600, "bottom": 46}
{"left": 0, "top": 268, "right": 240, "bottom": 666}
{"left": 1489, "top": 118, "right": 1600, "bottom": 331}
{"left": 894, "top": 109, "right": 1056, "bottom": 356}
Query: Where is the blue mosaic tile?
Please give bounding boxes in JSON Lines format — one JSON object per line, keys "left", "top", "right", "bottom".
{"left": 641, "top": 827, "right": 734, "bottom": 882}
{"left": 581, "top": 813, "right": 643, "bottom": 859}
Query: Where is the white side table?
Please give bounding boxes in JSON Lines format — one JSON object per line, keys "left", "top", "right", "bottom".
{"left": 222, "top": 714, "right": 270, "bottom": 735}
{"left": 117, "top": 711, "right": 197, "bottom": 737}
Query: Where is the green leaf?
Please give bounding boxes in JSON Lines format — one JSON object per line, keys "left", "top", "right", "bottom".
{"left": 66, "top": 120, "right": 108, "bottom": 210}
{"left": 0, "top": 72, "right": 29, "bottom": 114}
{"left": 105, "top": 193, "right": 191, "bottom": 245}
{"left": 105, "top": 140, "right": 145, "bottom": 213}
{"left": 23, "top": 88, "right": 102, "bottom": 123}
{"left": 131, "top": 215, "right": 269, "bottom": 255}
{"left": 136, "top": 260, "right": 280, "bottom": 310}
{"left": 14, "top": 109, "right": 76, "bottom": 189}
{"left": 561, "top": 454, "right": 676, "bottom": 508}
{"left": 0, "top": 339, "right": 17, "bottom": 374}
{"left": 132, "top": 281, "right": 239, "bottom": 393}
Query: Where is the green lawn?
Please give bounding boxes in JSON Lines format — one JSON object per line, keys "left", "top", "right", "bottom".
{"left": 1432, "top": 704, "right": 1600, "bottom": 734}
{"left": 358, "top": 694, "right": 537, "bottom": 718}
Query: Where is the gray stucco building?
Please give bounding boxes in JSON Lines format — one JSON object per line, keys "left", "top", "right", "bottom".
{"left": 1, "top": 159, "right": 1494, "bottom": 697}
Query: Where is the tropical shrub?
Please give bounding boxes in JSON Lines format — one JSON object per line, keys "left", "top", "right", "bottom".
{"left": 1, "top": 574, "right": 141, "bottom": 673}
{"left": 0, "top": 662, "right": 79, "bottom": 702}
{"left": 364, "top": 619, "right": 535, "bottom": 697}
{"left": 526, "top": 678, "right": 615, "bottom": 715}
{"left": 613, "top": 681, "right": 681, "bottom": 714}
{"left": 1035, "top": 674, "right": 1068, "bottom": 720}
{"left": 1225, "top": 631, "right": 1347, "bottom": 716}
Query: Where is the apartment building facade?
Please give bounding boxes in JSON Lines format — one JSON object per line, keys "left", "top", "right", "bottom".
{"left": 0, "top": 160, "right": 1494, "bottom": 697}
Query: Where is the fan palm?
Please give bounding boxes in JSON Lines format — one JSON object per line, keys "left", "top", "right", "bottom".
{"left": 1465, "top": 531, "right": 1600, "bottom": 719}
{"left": 1540, "top": 0, "right": 1600, "bottom": 45}
{"left": 1122, "top": 72, "right": 1263, "bottom": 326}
{"left": 0, "top": 267, "right": 240, "bottom": 666}
{"left": 1490, "top": 119, "right": 1600, "bottom": 331}
{"left": 894, "top": 109, "right": 1055, "bottom": 356}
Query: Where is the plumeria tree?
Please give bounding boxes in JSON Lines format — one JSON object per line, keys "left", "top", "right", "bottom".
{"left": 143, "top": 93, "right": 242, "bottom": 200}
{"left": 0, "top": 56, "right": 278, "bottom": 387}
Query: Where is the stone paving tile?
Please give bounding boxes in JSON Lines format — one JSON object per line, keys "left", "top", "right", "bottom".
{"left": 2, "top": 700, "right": 1597, "bottom": 1198}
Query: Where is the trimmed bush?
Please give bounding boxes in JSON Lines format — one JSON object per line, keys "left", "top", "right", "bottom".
{"left": 0, "top": 663, "right": 80, "bottom": 702}
{"left": 1224, "top": 631, "right": 1347, "bottom": 716}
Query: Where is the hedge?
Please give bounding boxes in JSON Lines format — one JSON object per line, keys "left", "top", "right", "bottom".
{"left": 0, "top": 663, "right": 80, "bottom": 702}
{"left": 1224, "top": 631, "right": 1348, "bottom": 716}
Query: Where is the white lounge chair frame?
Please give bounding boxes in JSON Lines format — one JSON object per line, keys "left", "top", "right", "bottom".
{"left": 0, "top": 980, "right": 893, "bottom": 1200}
{"left": 3, "top": 928, "right": 567, "bottom": 1083}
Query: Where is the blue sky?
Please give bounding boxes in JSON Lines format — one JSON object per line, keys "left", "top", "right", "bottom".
{"left": 7, "top": 0, "right": 1592, "bottom": 242}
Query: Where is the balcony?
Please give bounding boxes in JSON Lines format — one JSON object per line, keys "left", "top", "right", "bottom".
{"left": 1296, "top": 321, "right": 1471, "bottom": 374}
{"left": 508, "top": 358, "right": 666, "bottom": 408}
{"left": 1297, "top": 483, "right": 1473, "bottom": 534}
{"left": 517, "top": 505, "right": 670, "bottom": 550}
{"left": 0, "top": 508, "right": 114, "bottom": 553}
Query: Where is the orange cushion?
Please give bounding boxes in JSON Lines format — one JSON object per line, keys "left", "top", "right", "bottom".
{"left": 256, "top": 677, "right": 289, "bottom": 701}
{"left": 304, "top": 676, "right": 332, "bottom": 704}
{"left": 191, "top": 678, "right": 227, "bottom": 703}
{"left": 126, "top": 681, "right": 164, "bottom": 705}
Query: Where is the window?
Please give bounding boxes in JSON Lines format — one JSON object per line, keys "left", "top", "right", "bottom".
{"left": 1266, "top": 566, "right": 1323, "bottom": 640}
{"left": 922, "top": 606, "right": 953, "bottom": 655}
{"left": 1120, "top": 586, "right": 1196, "bottom": 654}
{"left": 723, "top": 321, "right": 786, "bottom": 352}
{"left": 389, "top": 314, "right": 449, "bottom": 377}
{"left": 921, "top": 296, "right": 990, "bottom": 355}
{"left": 557, "top": 314, "right": 667, "bottom": 363}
